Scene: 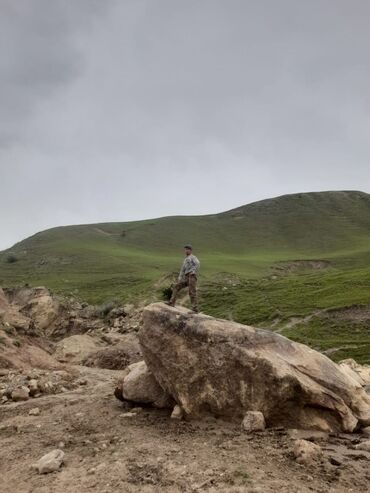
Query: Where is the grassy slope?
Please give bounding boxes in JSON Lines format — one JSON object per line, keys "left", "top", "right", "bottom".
{"left": 1, "top": 190, "right": 370, "bottom": 362}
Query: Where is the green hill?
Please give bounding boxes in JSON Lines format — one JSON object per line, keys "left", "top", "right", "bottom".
{"left": 1, "top": 190, "right": 370, "bottom": 362}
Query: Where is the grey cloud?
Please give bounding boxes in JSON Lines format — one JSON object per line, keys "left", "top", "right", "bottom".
{"left": 1, "top": 0, "right": 370, "bottom": 249}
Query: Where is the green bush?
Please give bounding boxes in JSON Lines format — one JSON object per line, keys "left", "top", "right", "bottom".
{"left": 162, "top": 286, "right": 173, "bottom": 301}
{"left": 5, "top": 254, "right": 18, "bottom": 264}
{"left": 96, "top": 301, "right": 115, "bottom": 318}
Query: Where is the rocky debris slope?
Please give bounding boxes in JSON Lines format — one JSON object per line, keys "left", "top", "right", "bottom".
{"left": 83, "top": 334, "right": 142, "bottom": 370}
{"left": 137, "top": 303, "right": 370, "bottom": 432}
{"left": 0, "top": 367, "right": 83, "bottom": 404}
{"left": 0, "top": 286, "right": 143, "bottom": 370}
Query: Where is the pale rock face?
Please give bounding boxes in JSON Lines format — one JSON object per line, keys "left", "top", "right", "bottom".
{"left": 0, "top": 287, "right": 59, "bottom": 333}
{"left": 242, "top": 411, "right": 266, "bottom": 432}
{"left": 339, "top": 359, "right": 370, "bottom": 387}
{"left": 33, "top": 449, "right": 65, "bottom": 474}
{"left": 139, "top": 303, "right": 370, "bottom": 432}
{"left": 119, "top": 361, "right": 173, "bottom": 408}
{"left": 26, "top": 292, "right": 60, "bottom": 331}
{"left": 54, "top": 335, "right": 101, "bottom": 364}
{"left": 293, "top": 439, "right": 322, "bottom": 464}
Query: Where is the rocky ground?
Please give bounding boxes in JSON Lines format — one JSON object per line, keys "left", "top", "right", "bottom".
{"left": 1, "top": 365, "right": 370, "bottom": 493}
{"left": 1, "top": 287, "right": 370, "bottom": 492}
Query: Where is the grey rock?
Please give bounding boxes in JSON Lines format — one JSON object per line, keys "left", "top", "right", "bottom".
{"left": 33, "top": 449, "right": 65, "bottom": 474}
{"left": 171, "top": 405, "right": 184, "bottom": 420}
{"left": 117, "top": 360, "right": 173, "bottom": 408}
{"left": 11, "top": 387, "right": 30, "bottom": 402}
{"left": 293, "top": 439, "right": 322, "bottom": 464}
{"left": 28, "top": 407, "right": 40, "bottom": 416}
{"left": 242, "top": 411, "right": 266, "bottom": 432}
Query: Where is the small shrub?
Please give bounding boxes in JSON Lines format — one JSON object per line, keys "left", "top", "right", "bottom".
{"left": 5, "top": 254, "right": 18, "bottom": 264}
{"left": 96, "top": 301, "right": 115, "bottom": 318}
{"left": 162, "top": 286, "right": 173, "bottom": 301}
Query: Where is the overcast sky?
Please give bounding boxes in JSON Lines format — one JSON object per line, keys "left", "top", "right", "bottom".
{"left": 1, "top": 0, "right": 370, "bottom": 250}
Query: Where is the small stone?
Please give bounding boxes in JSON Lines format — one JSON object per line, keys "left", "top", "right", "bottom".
{"left": 354, "top": 440, "right": 370, "bottom": 452}
{"left": 11, "top": 387, "right": 30, "bottom": 402}
{"left": 29, "top": 408, "right": 40, "bottom": 416}
{"left": 130, "top": 407, "right": 143, "bottom": 413}
{"left": 87, "top": 467, "right": 96, "bottom": 475}
{"left": 120, "top": 412, "right": 137, "bottom": 418}
{"left": 33, "top": 449, "right": 65, "bottom": 474}
{"left": 171, "top": 405, "right": 184, "bottom": 420}
{"left": 242, "top": 411, "right": 266, "bottom": 432}
{"left": 293, "top": 439, "right": 322, "bottom": 465}
{"left": 329, "top": 456, "right": 342, "bottom": 466}
{"left": 58, "top": 442, "right": 65, "bottom": 449}
{"left": 28, "top": 379, "right": 39, "bottom": 397}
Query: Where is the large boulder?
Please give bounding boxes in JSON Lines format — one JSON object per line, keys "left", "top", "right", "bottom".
{"left": 116, "top": 361, "right": 173, "bottom": 408}
{"left": 23, "top": 289, "right": 60, "bottom": 331}
{"left": 139, "top": 303, "right": 370, "bottom": 432}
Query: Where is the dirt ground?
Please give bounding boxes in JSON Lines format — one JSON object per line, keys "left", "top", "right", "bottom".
{"left": 1, "top": 366, "right": 370, "bottom": 493}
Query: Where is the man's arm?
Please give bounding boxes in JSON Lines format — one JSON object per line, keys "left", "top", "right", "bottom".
{"left": 188, "top": 256, "right": 200, "bottom": 275}
{"left": 178, "top": 259, "right": 186, "bottom": 281}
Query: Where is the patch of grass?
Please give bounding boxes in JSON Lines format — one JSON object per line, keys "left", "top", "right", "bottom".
{"left": 281, "top": 316, "right": 370, "bottom": 364}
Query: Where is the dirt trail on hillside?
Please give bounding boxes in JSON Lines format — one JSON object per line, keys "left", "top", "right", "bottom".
{"left": 1, "top": 366, "right": 370, "bottom": 493}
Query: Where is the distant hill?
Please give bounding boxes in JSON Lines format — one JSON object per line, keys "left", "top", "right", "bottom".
{"left": 1, "top": 190, "right": 370, "bottom": 363}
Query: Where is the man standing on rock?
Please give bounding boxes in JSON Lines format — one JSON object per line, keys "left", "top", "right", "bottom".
{"left": 168, "top": 245, "right": 200, "bottom": 312}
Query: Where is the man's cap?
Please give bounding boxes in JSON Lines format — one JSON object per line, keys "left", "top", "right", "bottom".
{"left": 184, "top": 244, "right": 193, "bottom": 250}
